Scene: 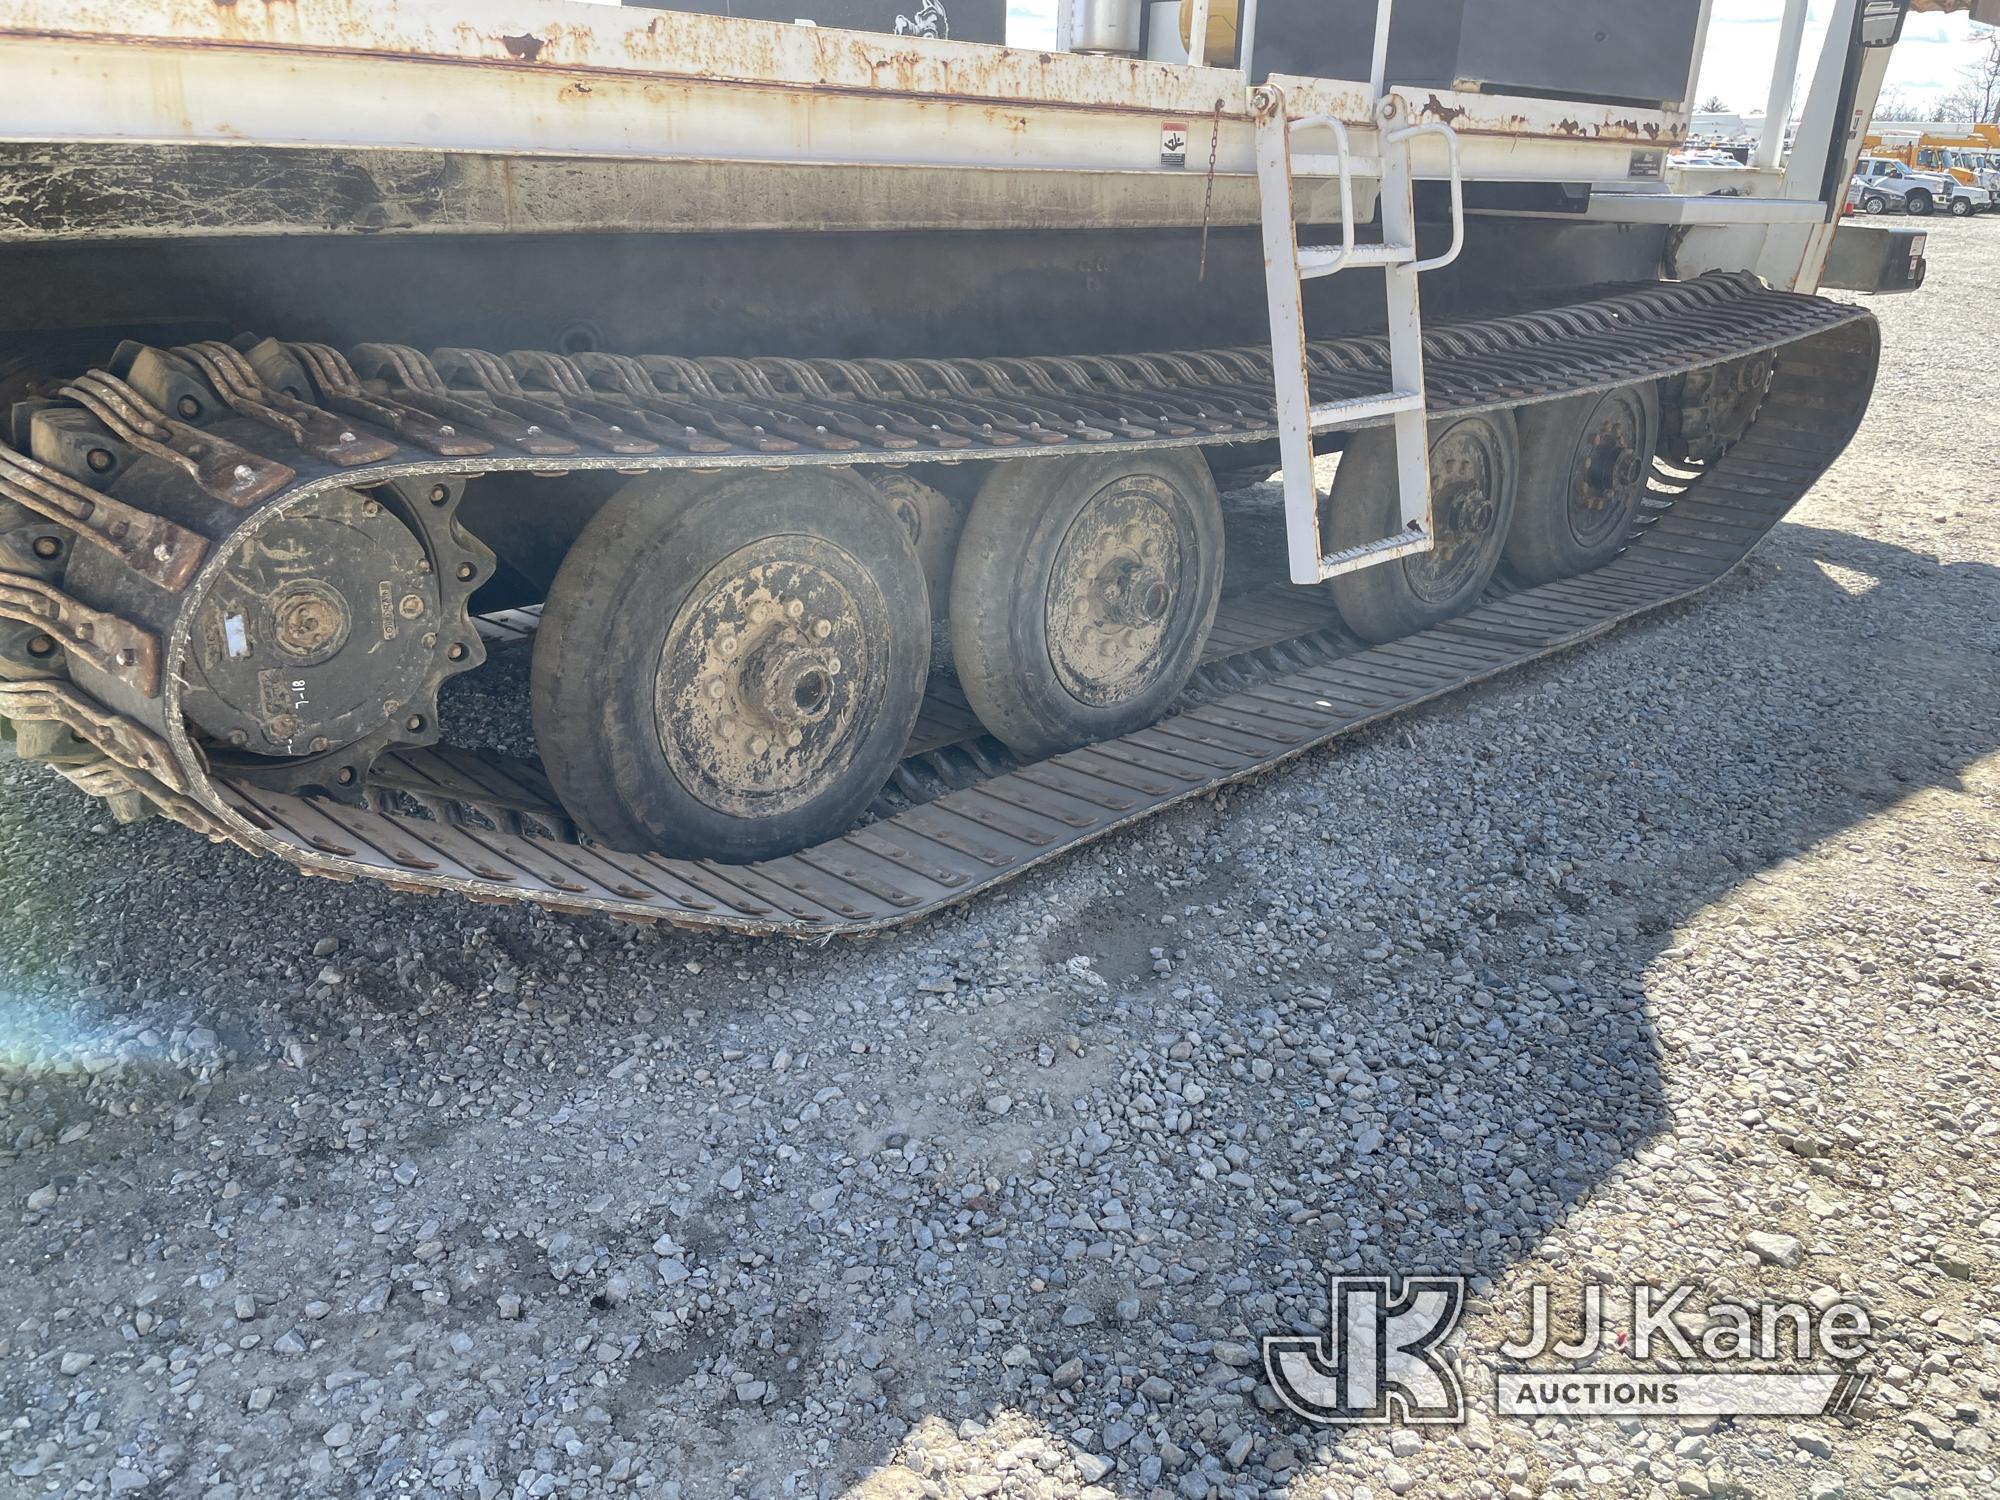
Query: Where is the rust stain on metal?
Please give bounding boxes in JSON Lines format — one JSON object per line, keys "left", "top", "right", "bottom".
{"left": 5, "top": 3, "right": 1258, "bottom": 122}
{"left": 1419, "top": 94, "right": 1467, "bottom": 126}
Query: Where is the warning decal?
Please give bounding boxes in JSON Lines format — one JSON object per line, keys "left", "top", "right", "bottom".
{"left": 1161, "top": 122, "right": 1189, "bottom": 169}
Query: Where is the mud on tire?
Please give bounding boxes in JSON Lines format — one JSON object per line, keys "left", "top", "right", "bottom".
{"left": 532, "top": 469, "right": 930, "bottom": 862}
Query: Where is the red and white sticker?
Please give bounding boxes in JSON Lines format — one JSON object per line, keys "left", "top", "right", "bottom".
{"left": 1161, "top": 121, "right": 1189, "bottom": 169}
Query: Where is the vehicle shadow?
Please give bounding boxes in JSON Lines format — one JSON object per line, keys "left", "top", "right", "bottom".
{"left": 0, "top": 517, "right": 1993, "bottom": 1497}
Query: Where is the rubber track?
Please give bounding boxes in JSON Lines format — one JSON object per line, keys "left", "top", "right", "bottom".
{"left": 6, "top": 279, "right": 1879, "bottom": 934}
{"left": 224, "top": 312, "right": 1876, "bottom": 933}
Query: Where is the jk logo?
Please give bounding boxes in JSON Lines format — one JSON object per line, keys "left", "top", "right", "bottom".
{"left": 1263, "top": 1275, "right": 1467, "bottom": 1425}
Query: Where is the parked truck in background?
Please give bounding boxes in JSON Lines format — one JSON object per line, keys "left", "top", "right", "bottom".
{"left": 1854, "top": 154, "right": 1995, "bottom": 215}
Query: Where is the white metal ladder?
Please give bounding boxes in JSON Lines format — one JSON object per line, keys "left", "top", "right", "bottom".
{"left": 1250, "top": 0, "right": 1466, "bottom": 587}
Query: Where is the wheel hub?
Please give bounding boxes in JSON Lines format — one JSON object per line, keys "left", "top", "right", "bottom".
{"left": 183, "top": 488, "right": 446, "bottom": 758}
{"left": 1580, "top": 424, "right": 1644, "bottom": 507}
{"left": 1093, "top": 558, "right": 1172, "bottom": 629}
{"left": 269, "top": 581, "right": 354, "bottom": 665}
{"left": 1407, "top": 423, "right": 1505, "bottom": 604}
{"left": 656, "top": 547, "right": 875, "bottom": 817}
{"left": 1565, "top": 390, "right": 1654, "bottom": 551}
{"left": 1046, "top": 480, "right": 1186, "bottom": 708}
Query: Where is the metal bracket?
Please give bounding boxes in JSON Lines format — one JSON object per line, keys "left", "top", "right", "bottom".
{"left": 0, "top": 569, "right": 161, "bottom": 696}
{"left": 57, "top": 370, "right": 295, "bottom": 507}
{"left": 0, "top": 444, "right": 208, "bottom": 590}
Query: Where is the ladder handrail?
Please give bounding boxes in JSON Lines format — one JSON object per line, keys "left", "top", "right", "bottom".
{"left": 1384, "top": 116, "right": 1466, "bottom": 272}
{"left": 1290, "top": 114, "right": 1360, "bottom": 274}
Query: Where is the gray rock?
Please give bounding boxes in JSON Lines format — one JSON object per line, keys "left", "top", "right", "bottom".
{"left": 1746, "top": 1231, "right": 1804, "bottom": 1268}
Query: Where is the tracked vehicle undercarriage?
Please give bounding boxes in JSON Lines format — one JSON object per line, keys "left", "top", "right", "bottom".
{"left": 0, "top": 0, "right": 1942, "bottom": 931}
{"left": 0, "top": 277, "right": 1878, "bottom": 930}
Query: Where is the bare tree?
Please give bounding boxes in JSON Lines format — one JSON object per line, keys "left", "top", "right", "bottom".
{"left": 1698, "top": 94, "right": 1731, "bottom": 114}
{"left": 1938, "top": 30, "right": 2000, "bottom": 124}
{"left": 1873, "top": 90, "right": 1932, "bottom": 123}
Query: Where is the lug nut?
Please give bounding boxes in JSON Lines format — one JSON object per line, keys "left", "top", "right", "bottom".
{"left": 786, "top": 599, "right": 804, "bottom": 619}
{"left": 429, "top": 484, "right": 450, "bottom": 505}
{"left": 86, "top": 448, "right": 114, "bottom": 473}
{"left": 750, "top": 736, "right": 770, "bottom": 756}
{"left": 813, "top": 619, "right": 832, "bottom": 640}
{"left": 177, "top": 395, "right": 201, "bottom": 419}
{"left": 446, "top": 643, "right": 468, "bottom": 662}
{"left": 786, "top": 730, "right": 803, "bottom": 748}
{"left": 31, "top": 535, "right": 61, "bottom": 559}
{"left": 707, "top": 679, "right": 726, "bottom": 699}
{"left": 25, "top": 634, "right": 55, "bottom": 658}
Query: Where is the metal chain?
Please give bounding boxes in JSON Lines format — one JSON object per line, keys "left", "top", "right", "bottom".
{"left": 1199, "top": 100, "right": 1223, "bottom": 282}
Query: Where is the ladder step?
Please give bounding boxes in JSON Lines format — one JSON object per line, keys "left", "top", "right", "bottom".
{"left": 1318, "top": 527, "right": 1433, "bottom": 581}
{"left": 1309, "top": 389, "right": 1425, "bottom": 429}
{"left": 1299, "top": 243, "right": 1416, "bottom": 277}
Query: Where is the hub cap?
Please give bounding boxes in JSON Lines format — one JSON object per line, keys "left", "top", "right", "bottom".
{"left": 185, "top": 488, "right": 442, "bottom": 756}
{"left": 654, "top": 538, "right": 882, "bottom": 819}
{"left": 1566, "top": 389, "right": 1651, "bottom": 552}
{"left": 1045, "top": 478, "right": 1187, "bottom": 707}
{"left": 1405, "top": 418, "right": 1508, "bottom": 606}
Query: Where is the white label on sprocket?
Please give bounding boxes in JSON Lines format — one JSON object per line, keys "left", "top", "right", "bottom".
{"left": 223, "top": 613, "right": 250, "bottom": 659}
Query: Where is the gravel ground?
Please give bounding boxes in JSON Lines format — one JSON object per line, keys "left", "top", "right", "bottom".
{"left": 3, "top": 223, "right": 1999, "bottom": 1500}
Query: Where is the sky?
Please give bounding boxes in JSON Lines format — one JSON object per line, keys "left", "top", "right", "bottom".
{"left": 1694, "top": 1, "right": 1993, "bottom": 115}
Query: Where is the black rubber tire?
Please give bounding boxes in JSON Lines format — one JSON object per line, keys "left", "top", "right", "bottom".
{"left": 532, "top": 469, "right": 929, "bottom": 862}
{"left": 950, "top": 450, "right": 1224, "bottom": 760}
{"left": 1908, "top": 189, "right": 1933, "bottom": 217}
{"left": 1501, "top": 383, "right": 1660, "bottom": 588}
{"left": 1324, "top": 411, "right": 1519, "bottom": 645}
{"left": 1862, "top": 194, "right": 1890, "bottom": 216}
{"left": 1951, "top": 195, "right": 1976, "bottom": 218}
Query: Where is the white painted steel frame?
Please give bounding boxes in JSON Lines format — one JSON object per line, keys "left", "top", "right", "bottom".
{"left": 0, "top": 0, "right": 1682, "bottom": 187}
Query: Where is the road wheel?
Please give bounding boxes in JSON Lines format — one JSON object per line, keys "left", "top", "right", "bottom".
{"left": 1325, "top": 411, "right": 1519, "bottom": 644}
{"left": 1908, "top": 189, "right": 1933, "bottom": 216}
{"left": 1863, "top": 194, "right": 1890, "bottom": 215}
{"left": 1951, "top": 195, "right": 1976, "bottom": 217}
{"left": 532, "top": 469, "right": 929, "bottom": 861}
{"left": 950, "top": 451, "right": 1223, "bottom": 759}
{"left": 1501, "top": 383, "right": 1659, "bottom": 587}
